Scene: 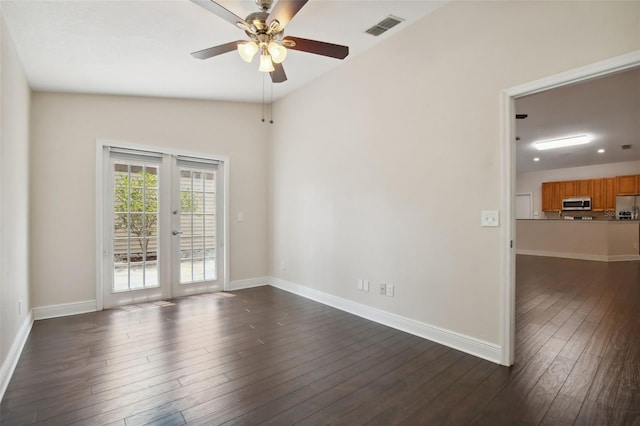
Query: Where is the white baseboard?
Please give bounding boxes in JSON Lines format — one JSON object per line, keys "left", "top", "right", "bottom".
{"left": 269, "top": 277, "right": 502, "bottom": 365}
{"left": 517, "top": 249, "right": 640, "bottom": 262}
{"left": 228, "top": 276, "right": 269, "bottom": 291}
{"left": 517, "top": 249, "right": 607, "bottom": 261}
{"left": 32, "top": 279, "right": 272, "bottom": 320}
{"left": 608, "top": 254, "right": 640, "bottom": 262}
{"left": 0, "top": 311, "right": 34, "bottom": 402}
{"left": 33, "top": 300, "right": 97, "bottom": 320}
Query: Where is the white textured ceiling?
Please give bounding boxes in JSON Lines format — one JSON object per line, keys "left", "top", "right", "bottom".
{"left": 1, "top": 0, "right": 445, "bottom": 102}
{"left": 516, "top": 66, "right": 640, "bottom": 173}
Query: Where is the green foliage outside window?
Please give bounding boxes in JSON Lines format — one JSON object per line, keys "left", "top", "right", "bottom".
{"left": 114, "top": 171, "right": 195, "bottom": 256}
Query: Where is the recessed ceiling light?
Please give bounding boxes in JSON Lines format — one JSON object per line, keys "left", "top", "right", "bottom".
{"left": 533, "top": 157, "right": 540, "bottom": 162}
{"left": 534, "top": 134, "right": 591, "bottom": 151}
{"left": 597, "top": 148, "right": 605, "bottom": 153}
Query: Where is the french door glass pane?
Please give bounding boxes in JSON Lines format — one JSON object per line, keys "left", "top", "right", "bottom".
{"left": 179, "top": 166, "right": 216, "bottom": 284}
{"left": 112, "top": 161, "right": 160, "bottom": 292}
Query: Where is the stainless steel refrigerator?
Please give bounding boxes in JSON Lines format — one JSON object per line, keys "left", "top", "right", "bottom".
{"left": 616, "top": 195, "right": 639, "bottom": 220}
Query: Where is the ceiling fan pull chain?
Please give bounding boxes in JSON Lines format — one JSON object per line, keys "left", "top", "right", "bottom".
{"left": 270, "top": 80, "right": 274, "bottom": 124}
{"left": 261, "top": 73, "right": 266, "bottom": 123}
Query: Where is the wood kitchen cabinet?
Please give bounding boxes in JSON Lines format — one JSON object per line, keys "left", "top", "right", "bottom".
{"left": 553, "top": 182, "right": 562, "bottom": 210}
{"left": 576, "top": 179, "right": 592, "bottom": 197}
{"left": 617, "top": 175, "right": 638, "bottom": 195}
{"left": 562, "top": 181, "right": 577, "bottom": 198}
{"left": 560, "top": 179, "right": 591, "bottom": 198}
{"left": 591, "top": 178, "right": 604, "bottom": 211}
{"left": 542, "top": 175, "right": 631, "bottom": 212}
{"left": 604, "top": 177, "right": 616, "bottom": 210}
{"left": 542, "top": 181, "right": 562, "bottom": 212}
{"left": 542, "top": 182, "right": 552, "bottom": 212}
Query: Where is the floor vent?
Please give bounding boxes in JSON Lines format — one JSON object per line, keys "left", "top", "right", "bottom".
{"left": 365, "top": 15, "right": 405, "bottom": 36}
{"left": 622, "top": 144, "right": 633, "bottom": 150}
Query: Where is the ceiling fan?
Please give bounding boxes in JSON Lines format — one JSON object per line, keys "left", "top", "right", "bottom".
{"left": 190, "top": 0, "right": 349, "bottom": 83}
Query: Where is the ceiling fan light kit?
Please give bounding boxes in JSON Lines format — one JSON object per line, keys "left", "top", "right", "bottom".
{"left": 267, "top": 42, "right": 287, "bottom": 64}
{"left": 190, "top": 0, "right": 349, "bottom": 83}
{"left": 238, "top": 41, "right": 259, "bottom": 62}
{"left": 259, "top": 51, "right": 275, "bottom": 72}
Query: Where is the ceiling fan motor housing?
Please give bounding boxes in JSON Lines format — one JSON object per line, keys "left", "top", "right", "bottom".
{"left": 245, "top": 11, "right": 270, "bottom": 35}
{"left": 255, "top": 0, "right": 273, "bottom": 12}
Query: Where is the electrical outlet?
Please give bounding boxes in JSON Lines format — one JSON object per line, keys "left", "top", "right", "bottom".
{"left": 363, "top": 280, "right": 369, "bottom": 292}
{"left": 379, "top": 283, "right": 386, "bottom": 295}
{"left": 386, "top": 284, "right": 394, "bottom": 297}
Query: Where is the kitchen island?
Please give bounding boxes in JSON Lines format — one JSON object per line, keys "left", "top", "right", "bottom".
{"left": 516, "top": 220, "right": 640, "bottom": 262}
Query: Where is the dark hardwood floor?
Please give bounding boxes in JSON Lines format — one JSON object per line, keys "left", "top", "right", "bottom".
{"left": 1, "top": 255, "right": 639, "bottom": 425}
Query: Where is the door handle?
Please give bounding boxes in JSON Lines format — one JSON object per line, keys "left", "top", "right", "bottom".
{"left": 172, "top": 230, "right": 183, "bottom": 236}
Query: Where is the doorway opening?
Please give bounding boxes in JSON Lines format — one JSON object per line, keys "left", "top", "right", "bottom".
{"left": 501, "top": 50, "right": 640, "bottom": 366}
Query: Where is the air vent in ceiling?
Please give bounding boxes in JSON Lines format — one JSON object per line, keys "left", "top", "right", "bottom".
{"left": 622, "top": 144, "right": 633, "bottom": 150}
{"left": 365, "top": 15, "right": 405, "bottom": 36}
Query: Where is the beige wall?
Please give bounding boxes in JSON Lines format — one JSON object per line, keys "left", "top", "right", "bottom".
{"left": 269, "top": 1, "right": 640, "bottom": 344}
{"left": 30, "top": 93, "right": 269, "bottom": 308}
{"left": 0, "top": 14, "right": 31, "bottom": 378}
{"left": 517, "top": 160, "right": 640, "bottom": 218}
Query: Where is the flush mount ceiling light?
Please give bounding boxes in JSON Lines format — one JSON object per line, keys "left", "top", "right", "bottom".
{"left": 533, "top": 157, "right": 540, "bottom": 162}
{"left": 533, "top": 134, "right": 592, "bottom": 151}
{"left": 598, "top": 148, "right": 605, "bottom": 153}
{"left": 189, "top": 0, "right": 349, "bottom": 83}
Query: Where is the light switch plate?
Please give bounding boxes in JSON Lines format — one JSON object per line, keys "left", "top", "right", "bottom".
{"left": 481, "top": 210, "right": 500, "bottom": 227}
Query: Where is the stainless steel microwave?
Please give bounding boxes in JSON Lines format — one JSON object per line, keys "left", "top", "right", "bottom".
{"left": 562, "top": 197, "right": 591, "bottom": 211}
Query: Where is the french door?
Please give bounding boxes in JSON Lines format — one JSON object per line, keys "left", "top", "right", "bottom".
{"left": 101, "top": 146, "right": 225, "bottom": 309}
{"left": 171, "top": 159, "right": 223, "bottom": 298}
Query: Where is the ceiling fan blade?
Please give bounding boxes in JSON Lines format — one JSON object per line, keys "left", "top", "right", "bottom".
{"left": 270, "top": 62, "right": 287, "bottom": 83}
{"left": 267, "top": 0, "right": 309, "bottom": 32}
{"left": 284, "top": 36, "right": 349, "bottom": 59}
{"left": 191, "top": 40, "right": 243, "bottom": 60}
{"left": 190, "top": 0, "right": 250, "bottom": 29}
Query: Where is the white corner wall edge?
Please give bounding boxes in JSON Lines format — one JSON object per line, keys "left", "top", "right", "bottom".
{"left": 33, "top": 300, "right": 97, "bottom": 320}
{"left": 269, "top": 277, "right": 502, "bottom": 365}
{"left": 0, "top": 311, "right": 34, "bottom": 402}
{"left": 228, "top": 277, "right": 269, "bottom": 291}
{"left": 516, "top": 249, "right": 640, "bottom": 262}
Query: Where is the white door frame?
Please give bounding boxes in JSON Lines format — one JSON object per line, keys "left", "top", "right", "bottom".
{"left": 500, "top": 50, "right": 640, "bottom": 366}
{"left": 95, "top": 139, "right": 230, "bottom": 311}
